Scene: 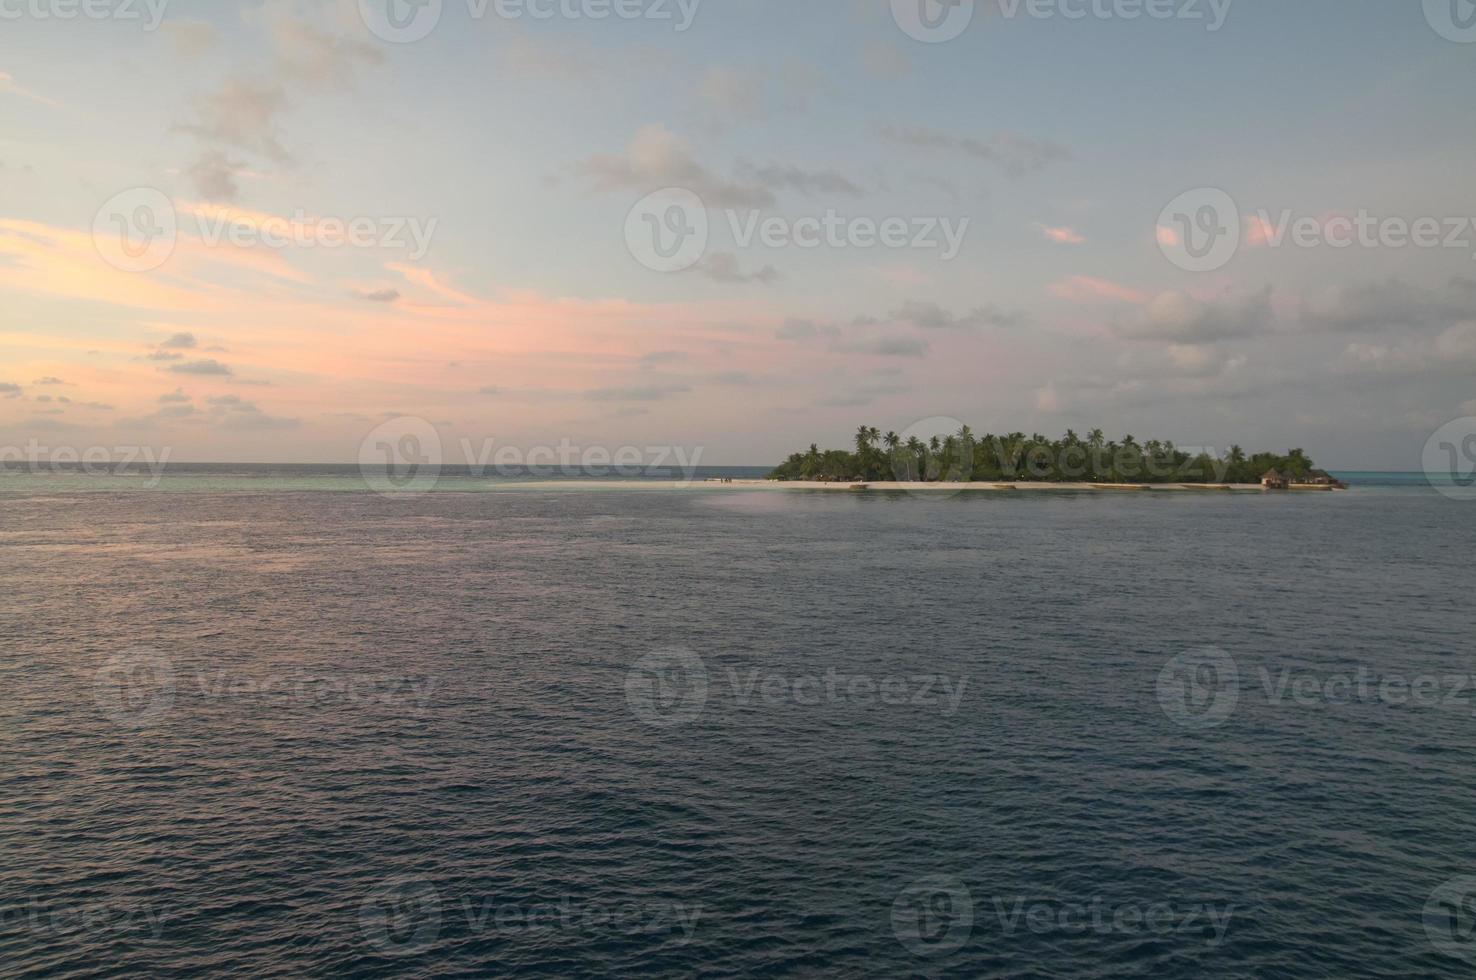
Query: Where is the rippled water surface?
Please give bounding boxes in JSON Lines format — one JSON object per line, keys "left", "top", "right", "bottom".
{"left": 2, "top": 480, "right": 1474, "bottom": 977}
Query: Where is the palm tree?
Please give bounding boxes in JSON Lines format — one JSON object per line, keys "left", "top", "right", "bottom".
{"left": 905, "top": 436, "right": 924, "bottom": 482}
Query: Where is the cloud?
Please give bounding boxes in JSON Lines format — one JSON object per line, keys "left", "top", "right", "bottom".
{"left": 1302, "top": 278, "right": 1476, "bottom": 333}
{"left": 205, "top": 392, "right": 299, "bottom": 430}
{"left": 1052, "top": 276, "right": 1149, "bottom": 305}
{"left": 692, "top": 252, "right": 781, "bottom": 284}
{"left": 185, "top": 149, "right": 247, "bottom": 201}
{"left": 353, "top": 288, "right": 401, "bottom": 303}
{"left": 816, "top": 383, "right": 907, "bottom": 408}
{"left": 1036, "top": 224, "right": 1085, "bottom": 245}
{"left": 158, "top": 388, "right": 191, "bottom": 403}
{"left": 585, "top": 384, "right": 692, "bottom": 402}
{"left": 1116, "top": 288, "right": 1276, "bottom": 344}
{"left": 264, "top": 17, "right": 383, "bottom": 88}
{"left": 711, "top": 371, "right": 754, "bottom": 385}
{"left": 735, "top": 161, "right": 865, "bottom": 197}
{"left": 147, "top": 350, "right": 184, "bottom": 361}
{"left": 179, "top": 77, "right": 292, "bottom": 163}
{"left": 0, "top": 382, "right": 20, "bottom": 398}
{"left": 695, "top": 64, "right": 821, "bottom": 126}
{"left": 834, "top": 335, "right": 929, "bottom": 358}
{"left": 861, "top": 44, "right": 911, "bottom": 80}
{"left": 478, "top": 386, "right": 503, "bottom": 396}
{"left": 888, "top": 300, "right": 1027, "bottom": 330}
{"left": 1337, "top": 322, "right": 1476, "bottom": 378}
{"left": 776, "top": 318, "right": 839, "bottom": 341}
{"left": 164, "top": 20, "right": 218, "bottom": 58}
{"left": 168, "top": 359, "right": 233, "bottom": 376}
{"left": 33, "top": 376, "right": 67, "bottom": 385}
{"left": 638, "top": 350, "right": 688, "bottom": 369}
{"left": 0, "top": 71, "right": 61, "bottom": 108}
{"left": 879, "top": 123, "right": 1070, "bottom": 178}
{"left": 573, "top": 125, "right": 773, "bottom": 209}
{"left": 162, "top": 332, "right": 198, "bottom": 349}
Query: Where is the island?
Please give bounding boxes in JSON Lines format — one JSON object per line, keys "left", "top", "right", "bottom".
{"left": 764, "top": 426, "right": 1348, "bottom": 491}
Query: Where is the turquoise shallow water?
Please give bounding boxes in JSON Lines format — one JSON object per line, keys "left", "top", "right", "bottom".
{"left": 2, "top": 477, "right": 1474, "bottom": 976}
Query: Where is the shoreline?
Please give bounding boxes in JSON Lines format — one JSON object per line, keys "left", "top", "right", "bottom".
{"left": 708, "top": 480, "right": 1341, "bottom": 493}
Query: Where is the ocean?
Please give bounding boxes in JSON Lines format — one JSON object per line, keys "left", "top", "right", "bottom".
{"left": 2, "top": 470, "right": 1473, "bottom": 976}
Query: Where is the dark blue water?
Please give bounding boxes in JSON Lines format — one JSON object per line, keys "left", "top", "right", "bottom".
{"left": 2, "top": 481, "right": 1473, "bottom": 976}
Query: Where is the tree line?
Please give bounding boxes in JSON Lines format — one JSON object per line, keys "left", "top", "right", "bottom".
{"left": 769, "top": 425, "right": 1320, "bottom": 485}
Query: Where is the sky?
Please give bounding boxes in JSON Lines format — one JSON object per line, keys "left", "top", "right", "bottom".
{"left": 1, "top": 0, "right": 1474, "bottom": 468}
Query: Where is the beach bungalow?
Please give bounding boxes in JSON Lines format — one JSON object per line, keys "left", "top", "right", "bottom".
{"left": 1261, "top": 469, "right": 1289, "bottom": 490}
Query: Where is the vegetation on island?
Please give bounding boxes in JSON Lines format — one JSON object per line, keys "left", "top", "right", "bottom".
{"left": 769, "top": 425, "right": 1325, "bottom": 485}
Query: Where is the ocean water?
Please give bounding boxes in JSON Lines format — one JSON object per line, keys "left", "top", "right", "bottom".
{"left": 2, "top": 474, "right": 1474, "bottom": 977}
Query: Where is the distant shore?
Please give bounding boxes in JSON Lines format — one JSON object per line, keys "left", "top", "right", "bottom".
{"left": 495, "top": 479, "right": 1345, "bottom": 493}
{"left": 716, "top": 480, "right": 1343, "bottom": 493}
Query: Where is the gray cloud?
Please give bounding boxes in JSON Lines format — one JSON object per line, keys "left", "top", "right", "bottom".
{"left": 354, "top": 288, "right": 401, "bottom": 303}
{"left": 1115, "top": 288, "right": 1276, "bottom": 344}
{"left": 1302, "top": 278, "right": 1476, "bottom": 332}
{"left": 879, "top": 123, "right": 1070, "bottom": 178}
{"left": 692, "top": 252, "right": 781, "bottom": 285}
{"left": 162, "top": 332, "right": 197, "bottom": 349}
{"left": 776, "top": 318, "right": 840, "bottom": 341}
{"left": 168, "top": 359, "right": 233, "bottom": 376}
{"left": 585, "top": 384, "right": 692, "bottom": 402}
{"left": 638, "top": 350, "right": 688, "bottom": 369}
{"left": 834, "top": 335, "right": 930, "bottom": 358}
{"left": 889, "top": 300, "right": 1028, "bottom": 330}
{"left": 573, "top": 125, "right": 773, "bottom": 209}
{"left": 0, "top": 383, "right": 20, "bottom": 398}
{"left": 185, "top": 149, "right": 244, "bottom": 202}
{"left": 735, "top": 160, "right": 865, "bottom": 198}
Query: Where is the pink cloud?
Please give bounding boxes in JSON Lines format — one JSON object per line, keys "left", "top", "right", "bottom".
{"left": 1050, "top": 275, "right": 1148, "bottom": 305}
{"left": 1037, "top": 224, "right": 1085, "bottom": 245}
